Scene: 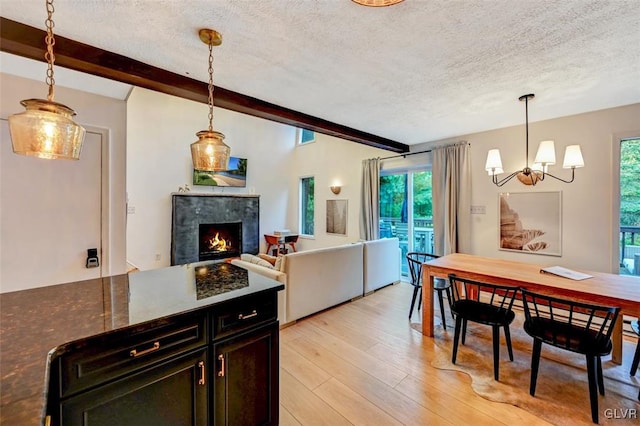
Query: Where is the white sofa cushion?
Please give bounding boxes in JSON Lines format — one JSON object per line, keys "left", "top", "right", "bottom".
{"left": 240, "top": 253, "right": 274, "bottom": 269}
{"left": 284, "top": 243, "right": 363, "bottom": 322}
{"left": 363, "top": 237, "right": 400, "bottom": 294}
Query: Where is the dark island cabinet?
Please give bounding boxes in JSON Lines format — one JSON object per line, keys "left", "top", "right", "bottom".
{"left": 47, "top": 289, "right": 280, "bottom": 426}
{"left": 60, "top": 348, "right": 209, "bottom": 426}
{"left": 213, "top": 322, "right": 279, "bottom": 426}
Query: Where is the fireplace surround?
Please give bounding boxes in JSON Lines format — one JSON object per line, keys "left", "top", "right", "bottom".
{"left": 171, "top": 194, "right": 259, "bottom": 265}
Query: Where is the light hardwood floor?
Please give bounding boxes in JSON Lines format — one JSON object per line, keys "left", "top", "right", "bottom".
{"left": 278, "top": 281, "right": 560, "bottom": 425}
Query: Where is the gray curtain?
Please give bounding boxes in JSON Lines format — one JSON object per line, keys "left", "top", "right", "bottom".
{"left": 432, "top": 142, "right": 471, "bottom": 255}
{"left": 360, "top": 158, "right": 380, "bottom": 240}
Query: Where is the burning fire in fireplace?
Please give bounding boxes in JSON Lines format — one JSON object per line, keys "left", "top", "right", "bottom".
{"left": 207, "top": 232, "right": 231, "bottom": 252}
{"left": 199, "top": 222, "right": 242, "bottom": 261}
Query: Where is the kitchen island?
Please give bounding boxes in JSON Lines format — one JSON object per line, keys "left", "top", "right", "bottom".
{"left": 0, "top": 261, "right": 284, "bottom": 425}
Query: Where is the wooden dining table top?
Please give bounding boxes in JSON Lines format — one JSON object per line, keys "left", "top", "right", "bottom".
{"left": 424, "top": 253, "right": 640, "bottom": 315}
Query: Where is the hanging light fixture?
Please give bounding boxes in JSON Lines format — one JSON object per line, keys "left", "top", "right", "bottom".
{"left": 190, "top": 29, "right": 231, "bottom": 172}
{"left": 485, "top": 93, "right": 585, "bottom": 187}
{"left": 8, "top": 0, "right": 86, "bottom": 160}
{"left": 351, "top": 0, "right": 405, "bottom": 6}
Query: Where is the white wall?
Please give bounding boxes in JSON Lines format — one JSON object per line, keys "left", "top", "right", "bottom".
{"left": 287, "top": 133, "right": 390, "bottom": 251}
{"left": 126, "top": 87, "right": 389, "bottom": 270}
{"left": 0, "top": 73, "right": 127, "bottom": 291}
{"left": 412, "top": 103, "right": 640, "bottom": 273}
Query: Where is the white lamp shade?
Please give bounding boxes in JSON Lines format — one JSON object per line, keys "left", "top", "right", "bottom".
{"left": 485, "top": 149, "right": 503, "bottom": 174}
{"left": 562, "top": 145, "right": 584, "bottom": 168}
{"left": 534, "top": 140, "right": 556, "bottom": 165}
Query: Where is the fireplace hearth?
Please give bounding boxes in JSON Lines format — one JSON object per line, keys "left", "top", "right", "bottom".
{"left": 199, "top": 222, "right": 242, "bottom": 261}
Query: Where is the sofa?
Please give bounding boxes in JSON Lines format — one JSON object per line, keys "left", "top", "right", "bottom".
{"left": 231, "top": 238, "right": 400, "bottom": 324}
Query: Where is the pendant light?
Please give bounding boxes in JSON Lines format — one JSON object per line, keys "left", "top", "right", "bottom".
{"left": 485, "top": 94, "right": 584, "bottom": 187}
{"left": 190, "top": 29, "right": 231, "bottom": 172}
{"left": 8, "top": 0, "right": 86, "bottom": 160}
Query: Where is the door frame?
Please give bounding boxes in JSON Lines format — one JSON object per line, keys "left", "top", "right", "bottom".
{"left": 610, "top": 130, "right": 640, "bottom": 274}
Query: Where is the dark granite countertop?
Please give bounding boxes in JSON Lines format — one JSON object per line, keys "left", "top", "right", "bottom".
{"left": 0, "top": 261, "right": 283, "bottom": 426}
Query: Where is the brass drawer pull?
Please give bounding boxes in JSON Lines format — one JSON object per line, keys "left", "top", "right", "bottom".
{"left": 238, "top": 310, "right": 258, "bottom": 320}
{"left": 130, "top": 341, "right": 160, "bottom": 358}
{"left": 198, "top": 361, "right": 206, "bottom": 385}
{"left": 218, "top": 354, "right": 225, "bottom": 377}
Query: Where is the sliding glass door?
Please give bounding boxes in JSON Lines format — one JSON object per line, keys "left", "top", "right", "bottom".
{"left": 380, "top": 169, "right": 432, "bottom": 276}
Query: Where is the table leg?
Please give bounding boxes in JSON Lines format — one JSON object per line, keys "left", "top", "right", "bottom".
{"left": 421, "top": 264, "right": 434, "bottom": 337}
{"left": 611, "top": 316, "right": 623, "bottom": 365}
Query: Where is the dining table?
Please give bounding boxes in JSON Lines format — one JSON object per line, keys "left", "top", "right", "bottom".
{"left": 422, "top": 253, "right": 640, "bottom": 364}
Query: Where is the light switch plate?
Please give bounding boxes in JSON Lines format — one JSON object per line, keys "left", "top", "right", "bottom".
{"left": 471, "top": 205, "right": 486, "bottom": 215}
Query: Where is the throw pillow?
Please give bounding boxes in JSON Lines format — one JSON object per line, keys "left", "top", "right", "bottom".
{"left": 240, "top": 253, "right": 274, "bottom": 269}
{"left": 274, "top": 255, "right": 284, "bottom": 271}
{"left": 257, "top": 253, "right": 277, "bottom": 266}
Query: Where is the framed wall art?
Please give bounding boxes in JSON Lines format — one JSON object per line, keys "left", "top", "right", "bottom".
{"left": 499, "top": 191, "right": 562, "bottom": 256}
{"left": 326, "top": 199, "right": 348, "bottom": 236}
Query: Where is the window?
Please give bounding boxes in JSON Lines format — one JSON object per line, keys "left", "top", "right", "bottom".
{"left": 380, "top": 169, "right": 432, "bottom": 276}
{"left": 300, "top": 176, "right": 315, "bottom": 236}
{"left": 297, "top": 128, "right": 315, "bottom": 145}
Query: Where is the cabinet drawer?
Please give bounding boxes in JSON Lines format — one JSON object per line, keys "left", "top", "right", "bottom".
{"left": 58, "top": 312, "right": 207, "bottom": 398}
{"left": 212, "top": 292, "right": 276, "bottom": 340}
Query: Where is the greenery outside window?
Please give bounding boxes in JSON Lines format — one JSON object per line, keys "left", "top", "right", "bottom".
{"left": 300, "top": 176, "right": 315, "bottom": 236}
{"left": 297, "top": 128, "right": 315, "bottom": 145}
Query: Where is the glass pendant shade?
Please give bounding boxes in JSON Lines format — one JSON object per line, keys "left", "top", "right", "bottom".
{"left": 351, "top": 0, "right": 404, "bottom": 6}
{"left": 534, "top": 140, "right": 556, "bottom": 165}
{"left": 485, "top": 149, "right": 504, "bottom": 175}
{"left": 8, "top": 99, "right": 85, "bottom": 160}
{"left": 191, "top": 130, "right": 231, "bottom": 172}
{"left": 563, "top": 145, "right": 585, "bottom": 168}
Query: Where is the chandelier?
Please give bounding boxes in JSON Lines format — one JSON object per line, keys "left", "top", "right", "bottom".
{"left": 351, "top": 0, "right": 405, "bottom": 6}
{"left": 8, "top": 0, "right": 86, "bottom": 160}
{"left": 485, "top": 94, "right": 584, "bottom": 187}
{"left": 190, "top": 29, "right": 231, "bottom": 172}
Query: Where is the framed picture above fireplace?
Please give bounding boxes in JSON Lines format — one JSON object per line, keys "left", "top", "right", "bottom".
{"left": 193, "top": 156, "right": 247, "bottom": 187}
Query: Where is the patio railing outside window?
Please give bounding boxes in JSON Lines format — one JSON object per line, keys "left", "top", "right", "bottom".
{"left": 620, "top": 226, "right": 640, "bottom": 276}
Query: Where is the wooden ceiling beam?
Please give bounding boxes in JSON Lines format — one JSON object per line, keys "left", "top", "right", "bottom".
{"left": 0, "top": 17, "right": 408, "bottom": 153}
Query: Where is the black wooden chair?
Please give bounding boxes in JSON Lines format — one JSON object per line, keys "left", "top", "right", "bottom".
{"left": 406, "top": 252, "right": 452, "bottom": 326}
{"left": 630, "top": 319, "right": 640, "bottom": 401}
{"left": 447, "top": 274, "right": 519, "bottom": 381}
{"left": 520, "top": 289, "right": 620, "bottom": 424}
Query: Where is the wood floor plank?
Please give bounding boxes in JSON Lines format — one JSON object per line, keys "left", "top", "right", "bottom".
{"left": 280, "top": 344, "right": 331, "bottom": 390}
{"left": 279, "top": 405, "right": 303, "bottom": 426}
{"left": 280, "top": 369, "right": 353, "bottom": 426}
{"left": 279, "top": 280, "right": 581, "bottom": 425}
{"left": 313, "top": 378, "right": 403, "bottom": 426}
{"left": 286, "top": 335, "right": 452, "bottom": 425}
{"left": 292, "top": 321, "right": 408, "bottom": 387}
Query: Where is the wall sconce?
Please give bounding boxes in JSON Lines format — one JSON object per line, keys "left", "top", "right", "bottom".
{"left": 330, "top": 186, "right": 342, "bottom": 195}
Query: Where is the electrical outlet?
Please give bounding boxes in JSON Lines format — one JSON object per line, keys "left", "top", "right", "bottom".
{"left": 155, "top": 254, "right": 161, "bottom": 261}
{"left": 471, "top": 205, "right": 486, "bottom": 215}
{"left": 127, "top": 206, "right": 135, "bottom": 214}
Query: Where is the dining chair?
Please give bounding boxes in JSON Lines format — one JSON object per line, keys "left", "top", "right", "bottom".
{"left": 406, "top": 252, "right": 452, "bottom": 326}
{"left": 447, "top": 274, "right": 519, "bottom": 381}
{"left": 520, "top": 289, "right": 620, "bottom": 424}
{"left": 630, "top": 319, "right": 640, "bottom": 401}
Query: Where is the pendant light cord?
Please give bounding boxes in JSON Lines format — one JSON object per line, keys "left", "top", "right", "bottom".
{"left": 207, "top": 41, "right": 214, "bottom": 132}
{"left": 524, "top": 95, "right": 529, "bottom": 168}
{"left": 45, "top": 0, "right": 56, "bottom": 101}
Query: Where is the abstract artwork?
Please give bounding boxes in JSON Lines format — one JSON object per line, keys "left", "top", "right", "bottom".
{"left": 499, "top": 192, "right": 562, "bottom": 256}
{"left": 326, "top": 199, "right": 348, "bottom": 236}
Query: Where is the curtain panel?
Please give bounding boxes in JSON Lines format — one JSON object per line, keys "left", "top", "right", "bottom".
{"left": 432, "top": 142, "right": 471, "bottom": 255}
{"left": 360, "top": 158, "right": 380, "bottom": 241}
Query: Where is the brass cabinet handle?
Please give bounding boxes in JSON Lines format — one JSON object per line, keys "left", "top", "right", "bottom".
{"left": 238, "top": 309, "right": 258, "bottom": 320}
{"left": 198, "top": 361, "right": 206, "bottom": 385}
{"left": 130, "top": 341, "right": 160, "bottom": 358}
{"left": 218, "top": 354, "right": 225, "bottom": 377}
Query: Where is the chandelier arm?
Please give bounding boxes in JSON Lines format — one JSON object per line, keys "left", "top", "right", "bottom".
{"left": 493, "top": 170, "right": 521, "bottom": 187}
{"left": 541, "top": 168, "right": 576, "bottom": 183}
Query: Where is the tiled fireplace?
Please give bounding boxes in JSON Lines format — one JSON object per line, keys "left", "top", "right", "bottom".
{"left": 171, "top": 194, "right": 259, "bottom": 265}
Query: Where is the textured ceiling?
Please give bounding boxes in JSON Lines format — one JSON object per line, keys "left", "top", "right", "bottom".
{"left": 1, "top": 0, "right": 639, "bottom": 146}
